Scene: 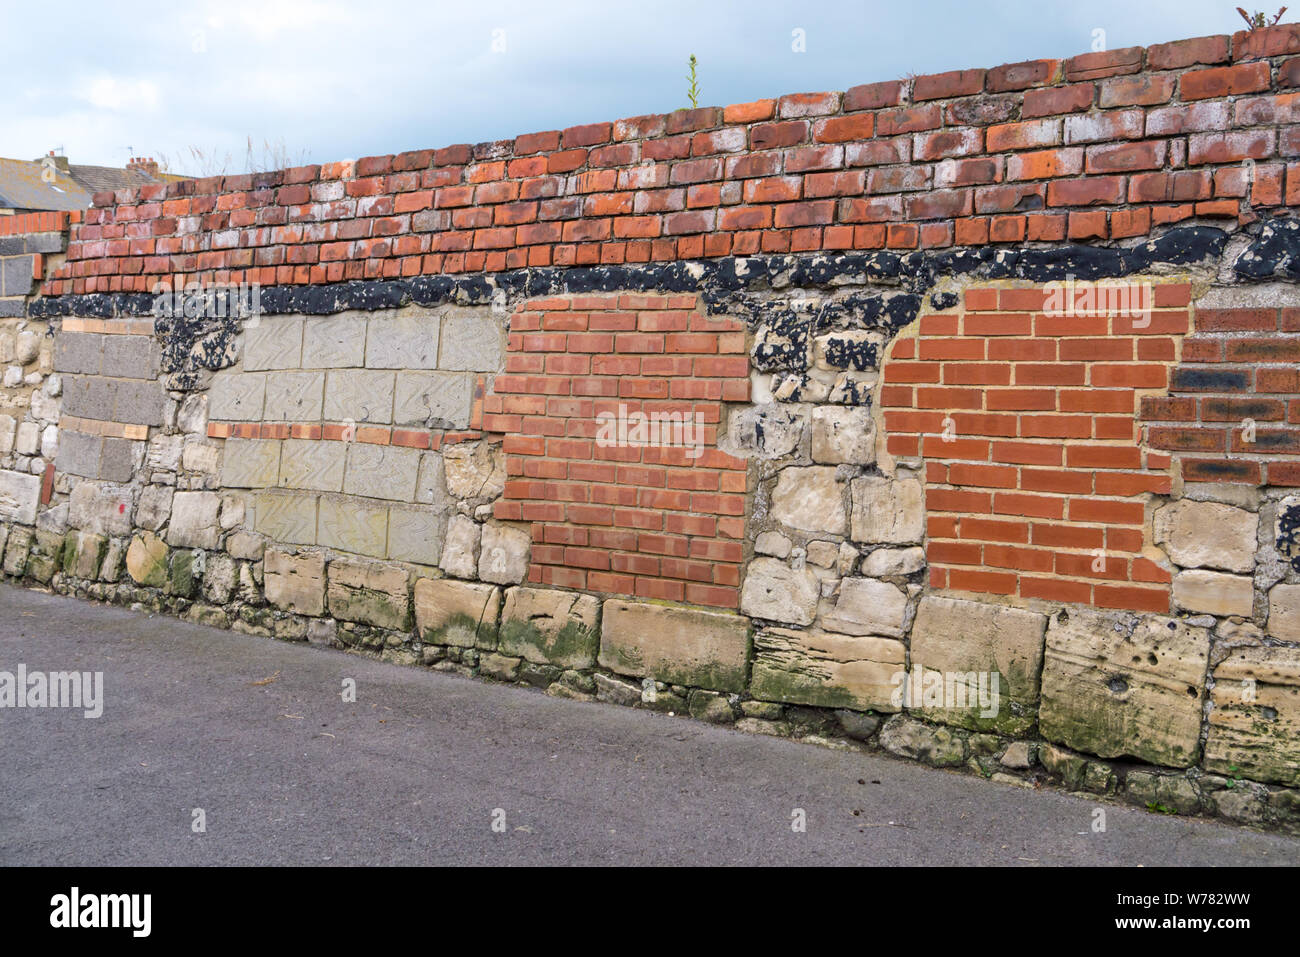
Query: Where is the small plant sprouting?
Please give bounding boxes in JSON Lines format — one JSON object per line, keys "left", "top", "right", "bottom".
{"left": 686, "top": 54, "right": 700, "bottom": 109}
{"left": 1145, "top": 801, "right": 1178, "bottom": 815}
{"left": 1237, "top": 6, "right": 1288, "bottom": 30}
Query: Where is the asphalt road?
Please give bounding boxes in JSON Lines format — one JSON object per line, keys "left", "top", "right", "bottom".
{"left": 0, "top": 582, "right": 1296, "bottom": 866}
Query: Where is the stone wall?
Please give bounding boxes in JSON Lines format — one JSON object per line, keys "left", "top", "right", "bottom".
{"left": 5, "top": 27, "right": 1300, "bottom": 831}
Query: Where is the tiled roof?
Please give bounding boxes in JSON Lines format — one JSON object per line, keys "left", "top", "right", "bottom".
{"left": 67, "top": 163, "right": 161, "bottom": 193}
{"left": 0, "top": 157, "right": 92, "bottom": 212}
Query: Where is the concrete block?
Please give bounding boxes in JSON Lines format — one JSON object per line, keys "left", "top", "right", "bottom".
{"left": 263, "top": 370, "right": 325, "bottom": 421}
{"left": 344, "top": 443, "right": 419, "bottom": 500}
{"left": 98, "top": 438, "right": 142, "bottom": 482}
{"left": 302, "top": 316, "right": 366, "bottom": 367}
{"left": 317, "top": 495, "right": 387, "bottom": 557}
{"left": 243, "top": 316, "right": 304, "bottom": 370}
{"left": 53, "top": 332, "right": 104, "bottom": 375}
{"left": 385, "top": 504, "right": 444, "bottom": 566}
{"left": 278, "top": 439, "right": 345, "bottom": 492}
{"left": 55, "top": 430, "right": 102, "bottom": 478}
{"left": 439, "top": 310, "right": 503, "bottom": 371}
{"left": 393, "top": 371, "right": 472, "bottom": 428}
{"left": 364, "top": 313, "right": 440, "bottom": 369}
{"left": 208, "top": 372, "right": 266, "bottom": 421}
{"left": 102, "top": 335, "right": 159, "bottom": 379}
{"left": 221, "top": 439, "right": 282, "bottom": 488}
{"left": 254, "top": 491, "right": 318, "bottom": 545}
{"left": 322, "top": 369, "right": 395, "bottom": 424}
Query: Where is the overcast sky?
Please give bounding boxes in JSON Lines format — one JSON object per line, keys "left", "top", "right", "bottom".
{"left": 4, "top": 0, "right": 1257, "bottom": 176}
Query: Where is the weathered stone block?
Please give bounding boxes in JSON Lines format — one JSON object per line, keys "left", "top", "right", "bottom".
{"left": 55, "top": 430, "right": 101, "bottom": 479}
{"left": 53, "top": 332, "right": 103, "bottom": 375}
{"left": 478, "top": 522, "right": 530, "bottom": 584}
{"left": 414, "top": 577, "right": 500, "bottom": 647}
{"left": 126, "top": 531, "right": 168, "bottom": 587}
{"left": 328, "top": 558, "right": 410, "bottom": 629}
{"left": 364, "top": 313, "right": 440, "bottom": 369}
{"left": 739, "top": 557, "right": 819, "bottom": 625}
{"left": 442, "top": 441, "right": 505, "bottom": 500}
{"left": 0, "top": 468, "right": 41, "bottom": 525}
{"left": 1040, "top": 609, "right": 1210, "bottom": 768}
{"left": 770, "top": 466, "right": 846, "bottom": 535}
{"left": 322, "top": 369, "right": 395, "bottom": 424}
{"left": 1172, "top": 569, "right": 1254, "bottom": 617}
{"left": 1267, "top": 583, "right": 1300, "bottom": 642}
{"left": 62, "top": 530, "right": 107, "bottom": 580}
{"left": 278, "top": 439, "right": 346, "bottom": 492}
{"left": 99, "top": 437, "right": 143, "bottom": 482}
{"left": 499, "top": 586, "right": 601, "bottom": 668}
{"left": 1205, "top": 644, "right": 1300, "bottom": 787}
{"left": 2, "top": 526, "right": 33, "bottom": 576}
{"left": 599, "top": 600, "right": 749, "bottom": 692}
{"left": 221, "top": 439, "right": 281, "bottom": 488}
{"left": 822, "top": 577, "right": 909, "bottom": 638}
{"left": 909, "top": 596, "right": 1048, "bottom": 734}
{"left": 167, "top": 491, "right": 221, "bottom": 549}
{"left": 318, "top": 496, "right": 388, "bottom": 557}
{"left": 68, "top": 482, "right": 134, "bottom": 536}
{"left": 1154, "top": 500, "right": 1256, "bottom": 573}
{"left": 810, "top": 406, "right": 876, "bottom": 465}
{"left": 850, "top": 475, "right": 924, "bottom": 544}
{"left": 112, "top": 379, "right": 167, "bottom": 426}
{"left": 751, "top": 628, "right": 905, "bottom": 712}
{"left": 265, "top": 550, "right": 326, "bottom": 616}
{"left": 439, "top": 514, "right": 480, "bottom": 578}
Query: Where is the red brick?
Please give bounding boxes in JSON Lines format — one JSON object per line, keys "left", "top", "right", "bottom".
{"left": 1181, "top": 61, "right": 1271, "bottom": 99}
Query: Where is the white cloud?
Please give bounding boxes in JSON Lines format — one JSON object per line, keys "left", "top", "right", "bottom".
{"left": 81, "top": 75, "right": 161, "bottom": 112}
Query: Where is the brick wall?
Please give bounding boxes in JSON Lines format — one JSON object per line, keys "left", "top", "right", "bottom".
{"left": 38, "top": 24, "right": 1300, "bottom": 296}
{"left": 486, "top": 293, "right": 749, "bottom": 607}
{"left": 3, "top": 25, "right": 1300, "bottom": 825}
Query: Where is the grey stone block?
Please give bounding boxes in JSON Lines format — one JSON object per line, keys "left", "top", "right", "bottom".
{"left": 99, "top": 437, "right": 143, "bottom": 482}
{"left": 264, "top": 371, "right": 324, "bottom": 420}
{"left": 393, "top": 371, "right": 473, "bottom": 428}
{"left": 208, "top": 372, "right": 266, "bottom": 421}
{"left": 317, "top": 495, "right": 387, "bottom": 557}
{"left": 0, "top": 299, "right": 23, "bottom": 318}
{"left": 0, "top": 238, "right": 22, "bottom": 256}
{"left": 61, "top": 376, "right": 116, "bottom": 419}
{"left": 439, "top": 311, "right": 503, "bottom": 371}
{"left": 278, "top": 439, "right": 346, "bottom": 492}
{"left": 54, "top": 333, "right": 104, "bottom": 375}
{"left": 1, "top": 256, "right": 35, "bottom": 297}
{"left": 221, "top": 439, "right": 282, "bottom": 488}
{"left": 113, "top": 379, "right": 167, "bottom": 426}
{"left": 322, "top": 369, "right": 395, "bottom": 424}
{"left": 365, "top": 314, "right": 440, "bottom": 369}
{"left": 386, "top": 505, "right": 445, "bottom": 566}
{"left": 344, "top": 443, "right": 419, "bottom": 501}
{"left": 302, "top": 316, "right": 366, "bottom": 368}
{"left": 254, "top": 491, "right": 318, "bottom": 545}
{"left": 102, "top": 335, "right": 159, "bottom": 379}
{"left": 244, "top": 316, "right": 304, "bottom": 370}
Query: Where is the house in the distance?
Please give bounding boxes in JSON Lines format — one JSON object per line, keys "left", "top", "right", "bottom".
{"left": 0, "top": 154, "right": 167, "bottom": 215}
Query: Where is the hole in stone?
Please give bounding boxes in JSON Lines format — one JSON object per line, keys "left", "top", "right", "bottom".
{"left": 1108, "top": 677, "right": 1128, "bottom": 694}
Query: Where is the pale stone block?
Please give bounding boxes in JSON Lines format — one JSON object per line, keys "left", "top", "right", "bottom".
{"left": 477, "top": 522, "right": 530, "bottom": 584}
{"left": 327, "top": 557, "right": 410, "bottom": 629}
{"left": 207, "top": 372, "right": 266, "bottom": 421}
{"left": 254, "top": 491, "right": 318, "bottom": 545}
{"left": 278, "top": 439, "right": 346, "bottom": 492}
{"left": 1154, "top": 499, "right": 1257, "bottom": 573}
{"left": 751, "top": 629, "right": 905, "bottom": 712}
{"left": 344, "top": 443, "right": 419, "bottom": 501}
{"left": 386, "top": 504, "right": 444, "bottom": 566}
{"left": 0, "top": 468, "right": 41, "bottom": 525}
{"left": 599, "top": 599, "right": 749, "bottom": 691}
{"left": 810, "top": 406, "right": 876, "bottom": 465}
{"left": 243, "top": 316, "right": 304, "bottom": 371}
{"left": 364, "top": 313, "right": 440, "bottom": 369}
{"left": 822, "top": 577, "right": 909, "bottom": 638}
{"left": 265, "top": 550, "right": 326, "bottom": 616}
{"left": 1173, "top": 569, "right": 1254, "bottom": 617}
{"left": 220, "top": 439, "right": 281, "bottom": 488}
{"left": 263, "top": 371, "right": 325, "bottom": 421}
{"left": 1206, "top": 644, "right": 1300, "bottom": 786}
{"left": 439, "top": 310, "right": 503, "bottom": 371}
{"left": 317, "top": 495, "right": 387, "bottom": 557}
{"left": 167, "top": 491, "right": 221, "bottom": 549}
{"left": 322, "top": 369, "right": 395, "bottom": 424}
{"left": 850, "top": 475, "right": 924, "bottom": 544}
{"left": 499, "top": 586, "right": 601, "bottom": 668}
{"left": 1268, "top": 583, "right": 1300, "bottom": 642}
{"left": 739, "top": 557, "right": 819, "bottom": 626}
{"left": 414, "top": 577, "right": 500, "bottom": 647}
{"left": 393, "top": 371, "right": 472, "bottom": 428}
{"left": 770, "top": 466, "right": 846, "bottom": 534}
{"left": 302, "top": 315, "right": 367, "bottom": 367}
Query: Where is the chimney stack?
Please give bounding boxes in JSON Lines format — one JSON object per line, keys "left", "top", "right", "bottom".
{"left": 127, "top": 156, "right": 160, "bottom": 178}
